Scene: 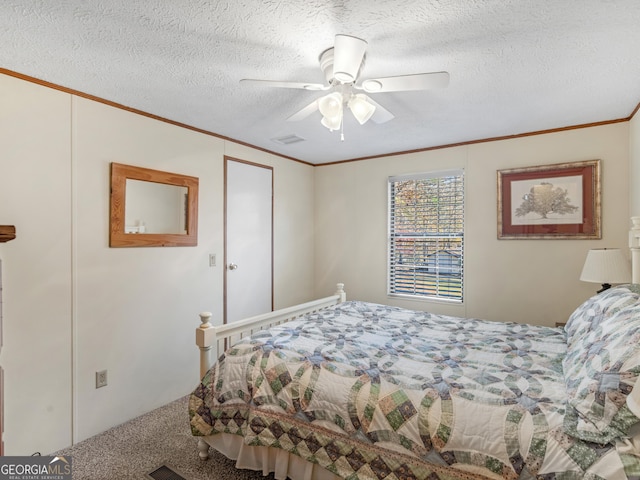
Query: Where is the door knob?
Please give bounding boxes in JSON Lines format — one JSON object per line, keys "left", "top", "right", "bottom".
{"left": 228, "top": 263, "right": 238, "bottom": 270}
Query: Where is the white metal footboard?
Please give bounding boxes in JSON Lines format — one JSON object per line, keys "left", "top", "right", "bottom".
{"left": 196, "top": 283, "right": 346, "bottom": 379}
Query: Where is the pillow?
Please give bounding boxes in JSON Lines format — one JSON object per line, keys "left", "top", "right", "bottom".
{"left": 563, "top": 285, "right": 640, "bottom": 443}
{"left": 563, "top": 284, "right": 640, "bottom": 348}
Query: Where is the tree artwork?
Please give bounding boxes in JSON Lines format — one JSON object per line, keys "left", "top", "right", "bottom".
{"left": 514, "top": 182, "right": 578, "bottom": 219}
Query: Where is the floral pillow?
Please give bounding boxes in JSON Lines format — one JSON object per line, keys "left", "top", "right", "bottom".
{"left": 563, "top": 285, "right": 640, "bottom": 443}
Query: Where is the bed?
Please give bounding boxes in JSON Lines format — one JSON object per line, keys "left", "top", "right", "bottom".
{"left": 189, "top": 219, "right": 640, "bottom": 480}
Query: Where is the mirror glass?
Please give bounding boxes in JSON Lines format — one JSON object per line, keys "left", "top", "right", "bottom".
{"left": 125, "top": 180, "right": 188, "bottom": 234}
{"left": 110, "top": 163, "right": 199, "bottom": 247}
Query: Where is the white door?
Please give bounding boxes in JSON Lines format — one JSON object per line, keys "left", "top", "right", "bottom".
{"left": 225, "top": 158, "right": 273, "bottom": 324}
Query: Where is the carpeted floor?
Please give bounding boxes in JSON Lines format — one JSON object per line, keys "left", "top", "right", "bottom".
{"left": 53, "top": 395, "right": 275, "bottom": 480}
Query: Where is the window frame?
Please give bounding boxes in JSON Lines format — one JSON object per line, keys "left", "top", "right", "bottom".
{"left": 387, "top": 169, "right": 465, "bottom": 303}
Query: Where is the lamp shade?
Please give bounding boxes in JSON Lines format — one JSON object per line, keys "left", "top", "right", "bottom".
{"left": 321, "top": 114, "right": 342, "bottom": 131}
{"left": 580, "top": 248, "right": 631, "bottom": 285}
{"left": 318, "top": 92, "right": 343, "bottom": 119}
{"left": 348, "top": 94, "right": 376, "bottom": 125}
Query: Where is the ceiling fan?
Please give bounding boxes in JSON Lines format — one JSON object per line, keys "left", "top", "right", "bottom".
{"left": 240, "top": 34, "right": 449, "bottom": 138}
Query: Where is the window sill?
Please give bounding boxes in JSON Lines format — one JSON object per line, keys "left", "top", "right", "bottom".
{"left": 387, "top": 293, "right": 463, "bottom": 306}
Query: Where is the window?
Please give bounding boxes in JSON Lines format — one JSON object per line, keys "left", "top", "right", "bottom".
{"left": 388, "top": 170, "right": 464, "bottom": 302}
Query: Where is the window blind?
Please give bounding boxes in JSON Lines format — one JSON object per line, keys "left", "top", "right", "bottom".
{"left": 388, "top": 170, "right": 464, "bottom": 301}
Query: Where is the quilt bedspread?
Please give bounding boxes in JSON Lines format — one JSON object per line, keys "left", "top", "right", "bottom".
{"left": 189, "top": 301, "right": 636, "bottom": 480}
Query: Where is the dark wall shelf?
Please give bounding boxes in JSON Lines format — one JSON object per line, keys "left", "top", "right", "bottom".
{"left": 0, "top": 226, "right": 16, "bottom": 243}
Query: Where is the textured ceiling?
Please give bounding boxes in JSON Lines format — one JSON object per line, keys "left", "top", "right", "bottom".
{"left": 1, "top": 1, "right": 640, "bottom": 165}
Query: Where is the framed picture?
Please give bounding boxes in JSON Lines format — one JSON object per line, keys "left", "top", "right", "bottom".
{"left": 497, "top": 159, "right": 601, "bottom": 239}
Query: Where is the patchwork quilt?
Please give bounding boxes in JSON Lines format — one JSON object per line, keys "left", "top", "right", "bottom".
{"left": 189, "top": 300, "right": 640, "bottom": 480}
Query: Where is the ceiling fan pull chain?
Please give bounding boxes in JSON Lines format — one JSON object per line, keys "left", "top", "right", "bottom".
{"left": 341, "top": 115, "right": 345, "bottom": 141}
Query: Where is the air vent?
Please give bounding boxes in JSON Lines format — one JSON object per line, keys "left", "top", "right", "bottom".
{"left": 271, "top": 134, "right": 306, "bottom": 145}
{"left": 146, "top": 464, "right": 188, "bottom": 480}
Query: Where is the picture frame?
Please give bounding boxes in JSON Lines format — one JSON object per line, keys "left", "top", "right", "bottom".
{"left": 497, "top": 159, "right": 601, "bottom": 239}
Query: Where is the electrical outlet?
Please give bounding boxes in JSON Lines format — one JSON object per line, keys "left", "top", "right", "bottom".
{"left": 96, "top": 370, "right": 108, "bottom": 388}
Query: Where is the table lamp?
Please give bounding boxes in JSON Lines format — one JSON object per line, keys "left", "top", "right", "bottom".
{"left": 580, "top": 248, "right": 631, "bottom": 293}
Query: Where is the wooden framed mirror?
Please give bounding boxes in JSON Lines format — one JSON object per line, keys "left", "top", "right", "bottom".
{"left": 110, "top": 162, "right": 199, "bottom": 247}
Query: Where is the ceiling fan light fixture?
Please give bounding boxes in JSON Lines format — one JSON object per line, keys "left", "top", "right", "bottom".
{"left": 242, "top": 33, "right": 449, "bottom": 136}
{"left": 348, "top": 94, "right": 376, "bottom": 124}
{"left": 318, "top": 92, "right": 343, "bottom": 118}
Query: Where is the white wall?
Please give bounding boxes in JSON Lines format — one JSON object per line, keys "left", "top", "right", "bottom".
{"left": 71, "top": 97, "right": 224, "bottom": 443}
{"left": 0, "top": 73, "right": 315, "bottom": 454}
{"left": 0, "top": 74, "right": 73, "bottom": 455}
{"left": 315, "top": 123, "right": 630, "bottom": 326}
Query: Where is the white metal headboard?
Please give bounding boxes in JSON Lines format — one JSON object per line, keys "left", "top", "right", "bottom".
{"left": 629, "top": 217, "right": 640, "bottom": 284}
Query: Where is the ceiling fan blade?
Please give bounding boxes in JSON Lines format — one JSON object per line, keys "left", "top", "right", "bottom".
{"left": 361, "top": 71, "right": 449, "bottom": 93}
{"left": 240, "top": 79, "right": 329, "bottom": 91}
{"left": 366, "top": 97, "right": 395, "bottom": 124}
{"left": 333, "top": 34, "right": 367, "bottom": 83}
{"left": 286, "top": 100, "right": 319, "bottom": 122}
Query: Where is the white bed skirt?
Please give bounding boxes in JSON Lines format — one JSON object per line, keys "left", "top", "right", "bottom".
{"left": 204, "top": 433, "right": 342, "bottom": 480}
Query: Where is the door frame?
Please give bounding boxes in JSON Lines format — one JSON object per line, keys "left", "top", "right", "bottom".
{"left": 223, "top": 156, "right": 274, "bottom": 325}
